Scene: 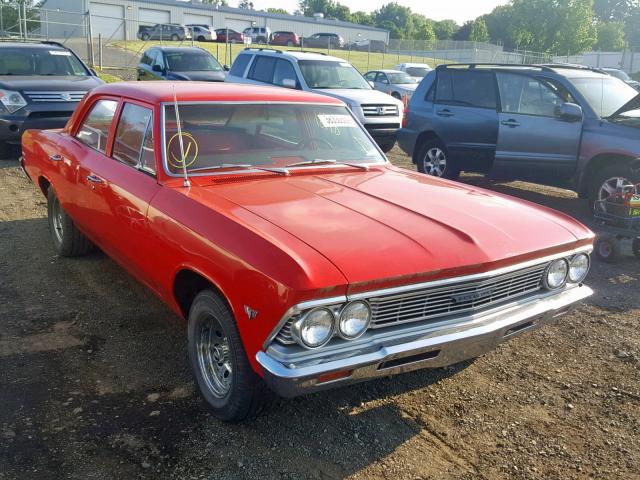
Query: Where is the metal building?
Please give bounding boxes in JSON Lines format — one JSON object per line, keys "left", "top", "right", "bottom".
{"left": 39, "top": 0, "right": 389, "bottom": 44}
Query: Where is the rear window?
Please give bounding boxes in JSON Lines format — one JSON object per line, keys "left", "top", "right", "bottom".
{"left": 436, "top": 70, "right": 497, "bottom": 109}
{"left": 0, "top": 47, "right": 88, "bottom": 76}
{"left": 165, "top": 51, "right": 222, "bottom": 72}
{"left": 229, "top": 54, "right": 252, "bottom": 77}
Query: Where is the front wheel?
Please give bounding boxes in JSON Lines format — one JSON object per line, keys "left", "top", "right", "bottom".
{"left": 197, "top": 35, "right": 206, "bottom": 42}
{"left": 416, "top": 140, "right": 460, "bottom": 180}
{"left": 171, "top": 34, "right": 179, "bottom": 41}
{"left": 595, "top": 234, "right": 621, "bottom": 263}
{"left": 47, "top": 187, "right": 93, "bottom": 257}
{"left": 188, "top": 290, "right": 272, "bottom": 422}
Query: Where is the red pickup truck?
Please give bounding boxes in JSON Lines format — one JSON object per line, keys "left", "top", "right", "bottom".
{"left": 21, "top": 82, "right": 594, "bottom": 422}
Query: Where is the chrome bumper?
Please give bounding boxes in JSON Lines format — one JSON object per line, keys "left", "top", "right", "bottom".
{"left": 256, "top": 285, "right": 593, "bottom": 397}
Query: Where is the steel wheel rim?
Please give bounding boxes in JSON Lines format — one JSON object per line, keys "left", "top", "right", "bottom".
{"left": 51, "top": 197, "right": 64, "bottom": 244}
{"left": 598, "top": 241, "right": 612, "bottom": 258}
{"left": 196, "top": 315, "right": 232, "bottom": 398}
{"left": 598, "top": 176, "right": 634, "bottom": 202}
{"left": 423, "top": 147, "right": 447, "bottom": 177}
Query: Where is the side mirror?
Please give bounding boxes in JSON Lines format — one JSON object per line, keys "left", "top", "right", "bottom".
{"left": 152, "top": 64, "right": 163, "bottom": 73}
{"left": 223, "top": 65, "right": 230, "bottom": 71}
{"left": 282, "top": 78, "right": 297, "bottom": 89}
{"left": 558, "top": 102, "right": 582, "bottom": 121}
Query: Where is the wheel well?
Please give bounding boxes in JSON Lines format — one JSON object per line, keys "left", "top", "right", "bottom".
{"left": 412, "top": 131, "right": 441, "bottom": 164}
{"left": 580, "top": 153, "right": 638, "bottom": 196}
{"left": 173, "top": 269, "right": 228, "bottom": 319}
{"left": 38, "top": 176, "right": 51, "bottom": 197}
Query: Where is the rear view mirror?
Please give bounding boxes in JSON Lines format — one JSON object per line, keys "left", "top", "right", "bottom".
{"left": 558, "top": 102, "right": 582, "bottom": 121}
{"left": 282, "top": 78, "right": 297, "bottom": 89}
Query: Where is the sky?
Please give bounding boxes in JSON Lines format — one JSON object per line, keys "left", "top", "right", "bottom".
{"left": 244, "top": 0, "right": 509, "bottom": 24}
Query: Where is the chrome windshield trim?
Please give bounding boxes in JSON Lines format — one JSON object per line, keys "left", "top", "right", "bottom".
{"left": 262, "top": 246, "right": 592, "bottom": 350}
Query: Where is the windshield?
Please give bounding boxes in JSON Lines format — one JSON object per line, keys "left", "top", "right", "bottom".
{"left": 298, "top": 60, "right": 370, "bottom": 90}
{"left": 405, "top": 67, "right": 430, "bottom": 78}
{"left": 0, "top": 48, "right": 88, "bottom": 76}
{"left": 388, "top": 72, "right": 416, "bottom": 84}
{"left": 162, "top": 103, "right": 385, "bottom": 175}
{"left": 571, "top": 76, "right": 638, "bottom": 117}
{"left": 165, "top": 52, "right": 222, "bottom": 72}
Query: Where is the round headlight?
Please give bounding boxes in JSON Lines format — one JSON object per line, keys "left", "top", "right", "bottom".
{"left": 338, "top": 301, "right": 371, "bottom": 340}
{"left": 544, "top": 258, "right": 569, "bottom": 289}
{"left": 569, "top": 253, "right": 590, "bottom": 283}
{"left": 292, "top": 308, "right": 335, "bottom": 348}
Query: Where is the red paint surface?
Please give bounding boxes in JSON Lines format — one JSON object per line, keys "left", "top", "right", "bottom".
{"left": 21, "top": 83, "right": 595, "bottom": 375}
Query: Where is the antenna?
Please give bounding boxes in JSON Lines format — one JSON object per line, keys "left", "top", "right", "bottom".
{"left": 172, "top": 85, "right": 191, "bottom": 188}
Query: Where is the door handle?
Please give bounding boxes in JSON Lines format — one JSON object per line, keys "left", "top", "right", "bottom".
{"left": 501, "top": 119, "right": 521, "bottom": 127}
{"left": 86, "top": 174, "right": 105, "bottom": 184}
{"left": 436, "top": 109, "right": 454, "bottom": 117}
{"left": 49, "top": 154, "right": 63, "bottom": 161}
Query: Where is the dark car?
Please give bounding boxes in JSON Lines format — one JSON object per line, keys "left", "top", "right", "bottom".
{"left": 0, "top": 40, "right": 103, "bottom": 158}
{"left": 303, "top": 33, "right": 344, "bottom": 49}
{"left": 137, "top": 24, "right": 191, "bottom": 41}
{"left": 214, "top": 28, "right": 244, "bottom": 44}
{"left": 602, "top": 67, "right": 640, "bottom": 91}
{"left": 397, "top": 63, "right": 640, "bottom": 208}
{"left": 270, "top": 31, "right": 300, "bottom": 47}
{"left": 137, "top": 47, "right": 227, "bottom": 82}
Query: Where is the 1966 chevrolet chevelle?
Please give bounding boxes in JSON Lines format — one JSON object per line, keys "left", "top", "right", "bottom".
{"left": 21, "top": 82, "right": 594, "bottom": 422}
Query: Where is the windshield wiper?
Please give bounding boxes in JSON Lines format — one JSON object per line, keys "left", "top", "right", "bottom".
{"left": 286, "top": 159, "right": 370, "bottom": 171}
{"left": 188, "top": 164, "right": 289, "bottom": 175}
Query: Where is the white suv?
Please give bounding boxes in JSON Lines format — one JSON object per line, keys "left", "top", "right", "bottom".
{"left": 226, "top": 49, "right": 404, "bottom": 152}
{"left": 243, "top": 27, "right": 271, "bottom": 44}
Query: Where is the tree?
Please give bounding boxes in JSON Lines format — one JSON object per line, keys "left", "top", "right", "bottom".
{"left": 596, "top": 21, "right": 627, "bottom": 49}
{"left": 594, "top": 0, "right": 639, "bottom": 21}
{"left": 373, "top": 3, "right": 415, "bottom": 39}
{"left": 625, "top": 10, "right": 640, "bottom": 46}
{"left": 298, "top": 0, "right": 351, "bottom": 21}
{"left": 266, "top": 8, "right": 289, "bottom": 15}
{"left": 350, "top": 11, "right": 374, "bottom": 25}
{"left": 200, "top": 0, "right": 229, "bottom": 5}
{"left": 238, "top": 0, "right": 254, "bottom": 9}
{"left": 433, "top": 20, "right": 459, "bottom": 40}
{"left": 468, "top": 17, "right": 490, "bottom": 42}
{"left": 453, "top": 21, "right": 473, "bottom": 41}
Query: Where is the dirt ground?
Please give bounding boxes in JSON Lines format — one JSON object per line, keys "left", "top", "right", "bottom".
{"left": 1, "top": 148, "right": 638, "bottom": 480}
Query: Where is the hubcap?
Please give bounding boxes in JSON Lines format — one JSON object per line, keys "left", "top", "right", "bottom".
{"left": 51, "top": 198, "right": 64, "bottom": 244}
{"left": 196, "top": 316, "right": 232, "bottom": 398}
{"left": 423, "top": 147, "right": 447, "bottom": 177}
{"left": 599, "top": 176, "right": 634, "bottom": 202}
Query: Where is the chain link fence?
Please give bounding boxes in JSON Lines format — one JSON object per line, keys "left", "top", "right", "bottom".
{"left": 0, "top": 2, "right": 555, "bottom": 78}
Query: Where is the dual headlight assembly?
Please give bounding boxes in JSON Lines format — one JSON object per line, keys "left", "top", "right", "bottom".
{"left": 289, "top": 254, "right": 590, "bottom": 350}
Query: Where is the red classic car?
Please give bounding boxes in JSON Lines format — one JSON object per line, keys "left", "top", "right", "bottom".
{"left": 21, "top": 82, "right": 594, "bottom": 422}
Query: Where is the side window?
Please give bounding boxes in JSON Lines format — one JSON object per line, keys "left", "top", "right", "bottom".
{"left": 249, "top": 56, "right": 277, "bottom": 84}
{"left": 76, "top": 99, "right": 118, "bottom": 153}
{"left": 273, "top": 59, "right": 298, "bottom": 87}
{"left": 229, "top": 53, "right": 252, "bottom": 77}
{"left": 364, "top": 72, "right": 377, "bottom": 81}
{"left": 436, "top": 70, "right": 496, "bottom": 109}
{"left": 152, "top": 51, "right": 164, "bottom": 69}
{"left": 376, "top": 73, "right": 389, "bottom": 84}
{"left": 112, "top": 103, "right": 154, "bottom": 170}
{"left": 435, "top": 70, "right": 453, "bottom": 102}
{"left": 497, "top": 73, "right": 571, "bottom": 117}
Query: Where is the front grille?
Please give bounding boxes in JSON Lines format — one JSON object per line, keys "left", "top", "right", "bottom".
{"left": 361, "top": 104, "right": 399, "bottom": 117}
{"left": 24, "top": 91, "right": 87, "bottom": 102}
{"left": 274, "top": 262, "right": 547, "bottom": 345}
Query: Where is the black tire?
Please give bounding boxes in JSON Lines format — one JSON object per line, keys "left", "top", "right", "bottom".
{"left": 187, "top": 290, "right": 272, "bottom": 422}
{"left": 378, "top": 139, "right": 396, "bottom": 153}
{"left": 588, "top": 162, "right": 640, "bottom": 212}
{"left": 47, "top": 187, "right": 93, "bottom": 257}
{"left": 286, "top": 40, "right": 294, "bottom": 47}
{"left": 416, "top": 138, "right": 460, "bottom": 180}
{"left": 594, "top": 234, "right": 622, "bottom": 263}
{"left": 197, "top": 35, "right": 206, "bottom": 42}
{"left": 633, "top": 237, "right": 640, "bottom": 259}
{"left": 171, "top": 34, "right": 179, "bottom": 41}
{"left": 141, "top": 33, "right": 150, "bottom": 41}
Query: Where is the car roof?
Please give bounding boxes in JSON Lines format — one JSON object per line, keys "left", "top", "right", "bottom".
{"left": 0, "top": 41, "right": 66, "bottom": 50}
{"left": 154, "top": 46, "right": 210, "bottom": 53}
{"left": 90, "top": 82, "right": 345, "bottom": 105}
{"left": 241, "top": 48, "right": 345, "bottom": 62}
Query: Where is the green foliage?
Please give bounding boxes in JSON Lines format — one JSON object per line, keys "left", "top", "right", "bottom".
{"left": 373, "top": 2, "right": 416, "bottom": 39}
{"left": 596, "top": 21, "right": 627, "bottom": 50}
{"left": 298, "top": 0, "right": 351, "bottom": 21}
{"left": 469, "top": 17, "right": 490, "bottom": 42}
{"left": 594, "top": 0, "right": 639, "bottom": 21}
{"left": 238, "top": 0, "right": 254, "bottom": 9}
{"left": 200, "top": 0, "right": 229, "bottom": 5}
{"left": 433, "top": 20, "right": 459, "bottom": 40}
{"left": 266, "top": 8, "right": 290, "bottom": 15}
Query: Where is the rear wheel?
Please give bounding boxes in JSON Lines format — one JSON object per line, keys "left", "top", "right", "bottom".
{"left": 589, "top": 162, "right": 640, "bottom": 211}
{"left": 416, "top": 139, "right": 460, "bottom": 180}
{"left": 141, "top": 33, "right": 150, "bottom": 41}
{"left": 47, "top": 187, "right": 93, "bottom": 257}
{"left": 197, "top": 35, "right": 206, "bottom": 42}
{"left": 595, "top": 234, "right": 622, "bottom": 263}
{"left": 188, "top": 290, "right": 272, "bottom": 422}
{"left": 286, "top": 40, "right": 294, "bottom": 47}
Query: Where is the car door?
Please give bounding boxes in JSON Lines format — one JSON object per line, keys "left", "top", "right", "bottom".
{"left": 137, "top": 49, "right": 154, "bottom": 80}
{"left": 494, "top": 72, "right": 582, "bottom": 177}
{"left": 432, "top": 69, "right": 499, "bottom": 170}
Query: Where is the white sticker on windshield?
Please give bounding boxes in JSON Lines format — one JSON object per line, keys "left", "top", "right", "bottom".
{"left": 339, "top": 62, "right": 350, "bottom": 67}
{"left": 49, "top": 50, "right": 72, "bottom": 56}
{"left": 317, "top": 114, "right": 357, "bottom": 128}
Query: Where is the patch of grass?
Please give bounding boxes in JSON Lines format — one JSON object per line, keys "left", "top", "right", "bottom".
{"left": 110, "top": 40, "right": 450, "bottom": 73}
{"left": 95, "top": 69, "right": 123, "bottom": 83}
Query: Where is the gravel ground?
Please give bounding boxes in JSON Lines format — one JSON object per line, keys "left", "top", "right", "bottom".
{"left": 0, "top": 148, "right": 638, "bottom": 480}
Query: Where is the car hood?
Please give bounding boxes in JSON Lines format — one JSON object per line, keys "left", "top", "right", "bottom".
{"left": 169, "top": 71, "right": 226, "bottom": 82}
{"left": 610, "top": 92, "right": 640, "bottom": 118}
{"left": 311, "top": 88, "right": 403, "bottom": 107}
{"left": 0, "top": 75, "right": 104, "bottom": 91}
{"left": 196, "top": 167, "right": 592, "bottom": 290}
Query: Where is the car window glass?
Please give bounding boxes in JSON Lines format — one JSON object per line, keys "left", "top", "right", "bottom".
{"left": 249, "top": 56, "right": 277, "bottom": 83}
{"left": 112, "top": 103, "right": 154, "bottom": 169}
{"left": 76, "top": 100, "right": 118, "bottom": 153}
{"left": 497, "top": 73, "right": 573, "bottom": 117}
{"left": 140, "top": 118, "right": 156, "bottom": 174}
{"left": 364, "top": 72, "right": 376, "bottom": 81}
{"left": 153, "top": 51, "right": 164, "bottom": 69}
{"left": 436, "top": 70, "right": 453, "bottom": 101}
{"left": 436, "top": 70, "right": 496, "bottom": 109}
{"left": 229, "top": 54, "right": 252, "bottom": 76}
{"left": 273, "top": 59, "right": 298, "bottom": 87}
{"left": 0, "top": 47, "right": 88, "bottom": 76}
{"left": 376, "top": 73, "right": 388, "bottom": 83}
